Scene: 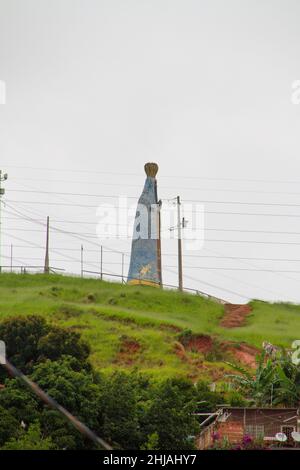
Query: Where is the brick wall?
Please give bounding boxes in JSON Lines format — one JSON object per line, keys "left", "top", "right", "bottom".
{"left": 217, "top": 421, "right": 244, "bottom": 443}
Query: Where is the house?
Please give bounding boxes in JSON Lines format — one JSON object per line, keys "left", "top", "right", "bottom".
{"left": 196, "top": 407, "right": 300, "bottom": 449}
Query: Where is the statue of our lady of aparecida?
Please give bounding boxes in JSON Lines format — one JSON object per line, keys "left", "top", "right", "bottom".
{"left": 127, "top": 163, "right": 162, "bottom": 287}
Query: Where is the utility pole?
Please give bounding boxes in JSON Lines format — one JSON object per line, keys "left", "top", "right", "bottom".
{"left": 157, "top": 199, "right": 162, "bottom": 287}
{"left": 177, "top": 196, "right": 183, "bottom": 292}
{"left": 154, "top": 174, "right": 162, "bottom": 287}
{"left": 10, "top": 244, "right": 13, "bottom": 273}
{"left": 100, "top": 245, "right": 103, "bottom": 280}
{"left": 121, "top": 253, "right": 124, "bottom": 283}
{"left": 81, "top": 244, "right": 84, "bottom": 278}
{"left": 44, "top": 216, "right": 50, "bottom": 274}
{"left": 0, "top": 170, "right": 8, "bottom": 274}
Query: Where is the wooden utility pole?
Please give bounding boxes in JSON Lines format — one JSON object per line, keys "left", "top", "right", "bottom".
{"left": 100, "top": 245, "right": 103, "bottom": 280}
{"left": 157, "top": 199, "right": 162, "bottom": 287}
{"left": 81, "top": 244, "right": 84, "bottom": 278}
{"left": 10, "top": 244, "right": 13, "bottom": 272}
{"left": 0, "top": 170, "right": 8, "bottom": 274}
{"left": 121, "top": 253, "right": 124, "bottom": 283}
{"left": 154, "top": 175, "right": 162, "bottom": 288}
{"left": 44, "top": 216, "right": 50, "bottom": 274}
{"left": 177, "top": 196, "right": 183, "bottom": 291}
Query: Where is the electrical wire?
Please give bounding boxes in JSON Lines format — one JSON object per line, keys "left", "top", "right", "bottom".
{"left": 5, "top": 163, "right": 300, "bottom": 185}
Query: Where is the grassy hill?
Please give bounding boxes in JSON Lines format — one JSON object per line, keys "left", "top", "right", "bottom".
{"left": 0, "top": 273, "right": 299, "bottom": 381}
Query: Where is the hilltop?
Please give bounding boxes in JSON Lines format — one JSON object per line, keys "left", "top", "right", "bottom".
{"left": 0, "top": 273, "right": 299, "bottom": 382}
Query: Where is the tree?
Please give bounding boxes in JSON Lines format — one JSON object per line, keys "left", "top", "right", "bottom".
{"left": 0, "top": 317, "right": 104, "bottom": 449}
{"left": 193, "top": 381, "right": 224, "bottom": 412}
{"left": 1, "top": 422, "right": 54, "bottom": 450}
{"left": 31, "top": 356, "right": 101, "bottom": 431}
{"left": 0, "top": 316, "right": 91, "bottom": 375}
{"left": 0, "top": 378, "right": 40, "bottom": 424}
{"left": 0, "top": 406, "right": 21, "bottom": 446}
{"left": 0, "top": 316, "right": 49, "bottom": 372}
{"left": 39, "top": 409, "right": 79, "bottom": 450}
{"left": 37, "top": 327, "right": 90, "bottom": 369}
{"left": 0, "top": 357, "right": 102, "bottom": 450}
{"left": 141, "top": 432, "right": 159, "bottom": 450}
{"left": 101, "top": 372, "right": 141, "bottom": 449}
{"left": 141, "top": 379, "right": 199, "bottom": 450}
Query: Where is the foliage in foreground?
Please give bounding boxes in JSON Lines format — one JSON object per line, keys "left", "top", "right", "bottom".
{"left": 227, "top": 348, "right": 300, "bottom": 407}
{"left": 0, "top": 315, "right": 207, "bottom": 450}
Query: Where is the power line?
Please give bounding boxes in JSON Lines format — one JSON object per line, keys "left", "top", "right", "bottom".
{"left": 4, "top": 206, "right": 300, "bottom": 247}
{"left": 202, "top": 239, "right": 300, "bottom": 246}
{"left": 6, "top": 213, "right": 300, "bottom": 238}
{"left": 164, "top": 266, "right": 300, "bottom": 273}
{"left": 162, "top": 254, "right": 300, "bottom": 262}
{"left": 7, "top": 200, "right": 300, "bottom": 218}
{"left": 9, "top": 189, "right": 138, "bottom": 200}
{"left": 6, "top": 212, "right": 300, "bottom": 239}
{"left": 181, "top": 199, "right": 300, "bottom": 208}
{"left": 2, "top": 244, "right": 127, "bottom": 255}
{"left": 8, "top": 189, "right": 300, "bottom": 209}
{"left": 1, "top": 256, "right": 129, "bottom": 265}
{"left": 205, "top": 211, "right": 300, "bottom": 218}
{"left": 8, "top": 229, "right": 300, "bottom": 246}
{"left": 5, "top": 163, "right": 300, "bottom": 184}
{"left": 203, "top": 227, "right": 300, "bottom": 236}
{"left": 164, "top": 267, "right": 249, "bottom": 300}
{"left": 1, "top": 231, "right": 103, "bottom": 268}
{"left": 11, "top": 176, "right": 300, "bottom": 196}
{"left": 6, "top": 245, "right": 300, "bottom": 264}
{"left": 3, "top": 202, "right": 127, "bottom": 256}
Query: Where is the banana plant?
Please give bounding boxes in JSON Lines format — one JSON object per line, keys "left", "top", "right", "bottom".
{"left": 225, "top": 352, "right": 278, "bottom": 406}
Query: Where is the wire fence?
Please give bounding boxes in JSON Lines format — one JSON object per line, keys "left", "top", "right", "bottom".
{"left": 0, "top": 259, "right": 227, "bottom": 304}
{"left": 82, "top": 269, "right": 227, "bottom": 303}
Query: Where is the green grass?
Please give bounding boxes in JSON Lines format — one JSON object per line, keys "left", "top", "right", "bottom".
{"left": 216, "top": 300, "right": 300, "bottom": 348}
{"left": 0, "top": 273, "right": 299, "bottom": 379}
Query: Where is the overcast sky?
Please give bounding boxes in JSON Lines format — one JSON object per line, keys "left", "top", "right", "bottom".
{"left": 1, "top": 0, "right": 300, "bottom": 303}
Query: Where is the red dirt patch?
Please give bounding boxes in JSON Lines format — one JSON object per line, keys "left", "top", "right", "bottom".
{"left": 186, "top": 335, "right": 213, "bottom": 353}
{"left": 176, "top": 329, "right": 259, "bottom": 372}
{"left": 179, "top": 334, "right": 214, "bottom": 354}
{"left": 119, "top": 339, "right": 141, "bottom": 354}
{"left": 221, "top": 304, "right": 252, "bottom": 328}
{"left": 115, "top": 337, "right": 141, "bottom": 365}
{"left": 227, "top": 343, "right": 259, "bottom": 369}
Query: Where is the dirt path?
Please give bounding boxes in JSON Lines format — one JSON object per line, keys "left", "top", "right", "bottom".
{"left": 221, "top": 304, "right": 252, "bottom": 328}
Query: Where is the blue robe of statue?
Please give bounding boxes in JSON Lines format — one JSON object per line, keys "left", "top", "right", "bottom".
{"left": 127, "top": 163, "right": 161, "bottom": 286}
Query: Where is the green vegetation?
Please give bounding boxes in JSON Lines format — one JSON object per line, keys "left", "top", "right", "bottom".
{"left": 0, "top": 273, "right": 300, "bottom": 380}
{"left": 228, "top": 349, "right": 300, "bottom": 407}
{"left": 1, "top": 422, "right": 54, "bottom": 450}
{"left": 218, "top": 300, "right": 300, "bottom": 348}
{"left": 0, "top": 314, "right": 207, "bottom": 450}
{"left": 0, "top": 285, "right": 298, "bottom": 450}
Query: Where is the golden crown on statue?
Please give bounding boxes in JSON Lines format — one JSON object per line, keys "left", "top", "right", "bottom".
{"left": 144, "top": 162, "right": 158, "bottom": 178}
